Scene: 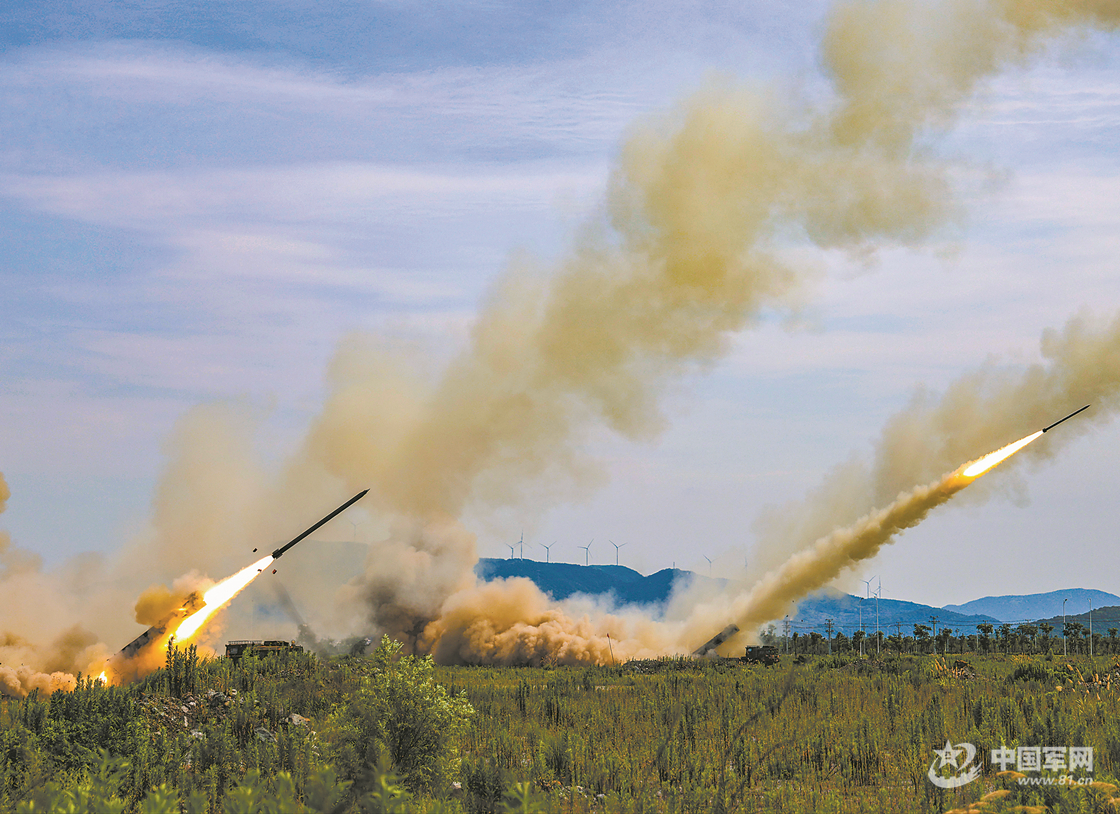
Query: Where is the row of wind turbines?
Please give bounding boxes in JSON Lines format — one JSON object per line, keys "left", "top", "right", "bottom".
{"left": 504, "top": 534, "right": 630, "bottom": 566}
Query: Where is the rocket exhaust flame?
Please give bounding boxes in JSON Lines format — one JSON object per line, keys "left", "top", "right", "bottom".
{"left": 960, "top": 431, "right": 1042, "bottom": 478}
{"left": 109, "top": 491, "right": 367, "bottom": 673}
{"left": 961, "top": 405, "right": 1090, "bottom": 478}
{"left": 4, "top": 1, "right": 1120, "bottom": 691}
{"left": 172, "top": 555, "right": 274, "bottom": 642}
{"left": 720, "top": 408, "right": 1091, "bottom": 649}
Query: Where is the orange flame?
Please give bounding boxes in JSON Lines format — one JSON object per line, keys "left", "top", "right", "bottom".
{"left": 173, "top": 555, "right": 274, "bottom": 642}
{"left": 960, "top": 430, "right": 1043, "bottom": 479}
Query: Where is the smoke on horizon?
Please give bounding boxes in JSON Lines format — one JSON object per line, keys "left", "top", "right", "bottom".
{"left": 2, "top": 0, "right": 1120, "bottom": 689}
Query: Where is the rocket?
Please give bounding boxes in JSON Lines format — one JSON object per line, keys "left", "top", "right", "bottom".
{"left": 1041, "top": 405, "right": 1089, "bottom": 433}
{"left": 117, "top": 489, "right": 369, "bottom": 660}
{"left": 271, "top": 489, "right": 369, "bottom": 559}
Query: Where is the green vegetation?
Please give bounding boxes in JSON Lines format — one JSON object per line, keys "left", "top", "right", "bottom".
{"left": 3, "top": 644, "right": 1120, "bottom": 813}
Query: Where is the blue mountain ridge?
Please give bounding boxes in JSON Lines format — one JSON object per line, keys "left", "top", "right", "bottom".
{"left": 943, "top": 589, "right": 1120, "bottom": 622}
{"left": 475, "top": 558, "right": 1088, "bottom": 637}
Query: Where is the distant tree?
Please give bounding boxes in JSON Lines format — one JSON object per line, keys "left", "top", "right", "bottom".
{"left": 1039, "top": 623, "right": 1054, "bottom": 653}
{"left": 913, "top": 624, "right": 931, "bottom": 654}
{"left": 998, "top": 624, "right": 1012, "bottom": 654}
{"left": 760, "top": 625, "right": 778, "bottom": 646}
{"left": 808, "top": 631, "right": 824, "bottom": 655}
{"left": 1065, "top": 622, "right": 1086, "bottom": 655}
{"left": 852, "top": 629, "right": 866, "bottom": 655}
{"left": 976, "top": 623, "right": 993, "bottom": 654}
{"left": 1017, "top": 624, "right": 1038, "bottom": 655}
{"left": 1109, "top": 628, "right": 1118, "bottom": 655}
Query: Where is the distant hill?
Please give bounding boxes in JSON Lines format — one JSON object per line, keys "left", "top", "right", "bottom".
{"left": 475, "top": 558, "right": 702, "bottom": 607}
{"left": 473, "top": 558, "right": 997, "bottom": 636}
{"left": 943, "top": 589, "right": 1120, "bottom": 623}
{"left": 1035, "top": 605, "right": 1120, "bottom": 632}
{"left": 775, "top": 592, "right": 998, "bottom": 637}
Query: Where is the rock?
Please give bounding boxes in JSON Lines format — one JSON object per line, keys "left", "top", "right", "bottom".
{"left": 254, "top": 727, "right": 278, "bottom": 744}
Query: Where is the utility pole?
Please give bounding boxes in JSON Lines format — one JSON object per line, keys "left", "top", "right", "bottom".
{"left": 1090, "top": 598, "right": 1094, "bottom": 657}
{"left": 875, "top": 578, "right": 881, "bottom": 654}
{"left": 784, "top": 616, "right": 791, "bottom": 654}
{"left": 1063, "top": 597, "right": 1068, "bottom": 657}
{"left": 825, "top": 619, "right": 834, "bottom": 655}
{"left": 859, "top": 597, "right": 864, "bottom": 656}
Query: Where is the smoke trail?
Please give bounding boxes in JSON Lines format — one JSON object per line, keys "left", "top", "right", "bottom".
{"left": 720, "top": 434, "right": 1048, "bottom": 638}
{"left": 748, "top": 309, "right": 1120, "bottom": 589}
{"left": 314, "top": 1, "right": 1120, "bottom": 660}
{"left": 4, "top": 0, "right": 1120, "bottom": 677}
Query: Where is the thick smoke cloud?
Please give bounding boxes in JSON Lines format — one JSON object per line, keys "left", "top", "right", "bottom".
{"left": 748, "top": 310, "right": 1120, "bottom": 588}
{"left": 0, "top": 473, "right": 110, "bottom": 697}
{"left": 310, "top": 0, "right": 1120, "bottom": 660}
{"left": 2, "top": 0, "right": 1119, "bottom": 682}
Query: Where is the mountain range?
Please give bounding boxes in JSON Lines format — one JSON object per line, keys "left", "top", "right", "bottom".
{"left": 475, "top": 558, "right": 1120, "bottom": 637}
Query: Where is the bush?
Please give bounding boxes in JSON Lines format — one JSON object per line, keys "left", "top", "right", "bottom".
{"left": 326, "top": 637, "right": 473, "bottom": 793}
{"left": 1008, "top": 662, "right": 1053, "bottom": 683}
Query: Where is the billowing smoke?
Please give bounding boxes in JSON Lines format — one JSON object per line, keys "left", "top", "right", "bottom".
{"left": 746, "top": 310, "right": 1120, "bottom": 593}
{"left": 0, "top": 473, "right": 110, "bottom": 697}
{"left": 3, "top": 0, "right": 1120, "bottom": 682}
{"left": 309, "top": 0, "right": 1120, "bottom": 660}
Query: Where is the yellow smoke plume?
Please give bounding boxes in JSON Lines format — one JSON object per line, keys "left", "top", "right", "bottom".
{"left": 2, "top": 0, "right": 1120, "bottom": 681}
{"left": 0, "top": 474, "right": 110, "bottom": 697}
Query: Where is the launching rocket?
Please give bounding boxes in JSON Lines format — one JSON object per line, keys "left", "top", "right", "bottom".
{"left": 271, "top": 489, "right": 369, "bottom": 559}
{"left": 1041, "top": 404, "right": 1089, "bottom": 433}
{"left": 117, "top": 489, "right": 369, "bottom": 660}
{"left": 118, "top": 591, "right": 205, "bottom": 659}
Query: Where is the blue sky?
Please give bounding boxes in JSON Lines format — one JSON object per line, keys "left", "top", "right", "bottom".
{"left": 1, "top": 1, "right": 1118, "bottom": 610}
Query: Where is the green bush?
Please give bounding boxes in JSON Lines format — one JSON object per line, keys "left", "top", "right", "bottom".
{"left": 325, "top": 636, "right": 473, "bottom": 793}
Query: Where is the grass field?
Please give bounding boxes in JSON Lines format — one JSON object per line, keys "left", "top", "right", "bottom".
{"left": 3, "top": 645, "right": 1120, "bottom": 812}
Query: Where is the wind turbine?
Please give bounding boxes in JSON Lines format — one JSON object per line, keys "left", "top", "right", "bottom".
{"left": 540, "top": 541, "right": 555, "bottom": 563}
{"left": 858, "top": 576, "right": 876, "bottom": 656}
{"left": 518, "top": 531, "right": 524, "bottom": 560}
{"left": 505, "top": 543, "right": 515, "bottom": 560}
{"left": 874, "top": 577, "right": 882, "bottom": 654}
{"left": 609, "top": 540, "right": 627, "bottom": 566}
{"left": 704, "top": 555, "right": 712, "bottom": 576}
{"left": 579, "top": 539, "right": 594, "bottom": 566}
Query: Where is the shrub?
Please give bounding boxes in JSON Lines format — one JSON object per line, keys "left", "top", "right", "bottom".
{"left": 326, "top": 636, "right": 473, "bottom": 793}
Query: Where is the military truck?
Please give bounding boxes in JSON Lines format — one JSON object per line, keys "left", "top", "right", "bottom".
{"left": 740, "top": 645, "right": 780, "bottom": 666}
{"left": 225, "top": 639, "right": 304, "bottom": 663}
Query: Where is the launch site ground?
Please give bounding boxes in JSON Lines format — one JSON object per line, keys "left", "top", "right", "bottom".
{"left": 3, "top": 644, "right": 1119, "bottom": 813}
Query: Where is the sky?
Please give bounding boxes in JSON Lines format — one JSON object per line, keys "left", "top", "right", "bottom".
{"left": 1, "top": 1, "right": 1118, "bottom": 612}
